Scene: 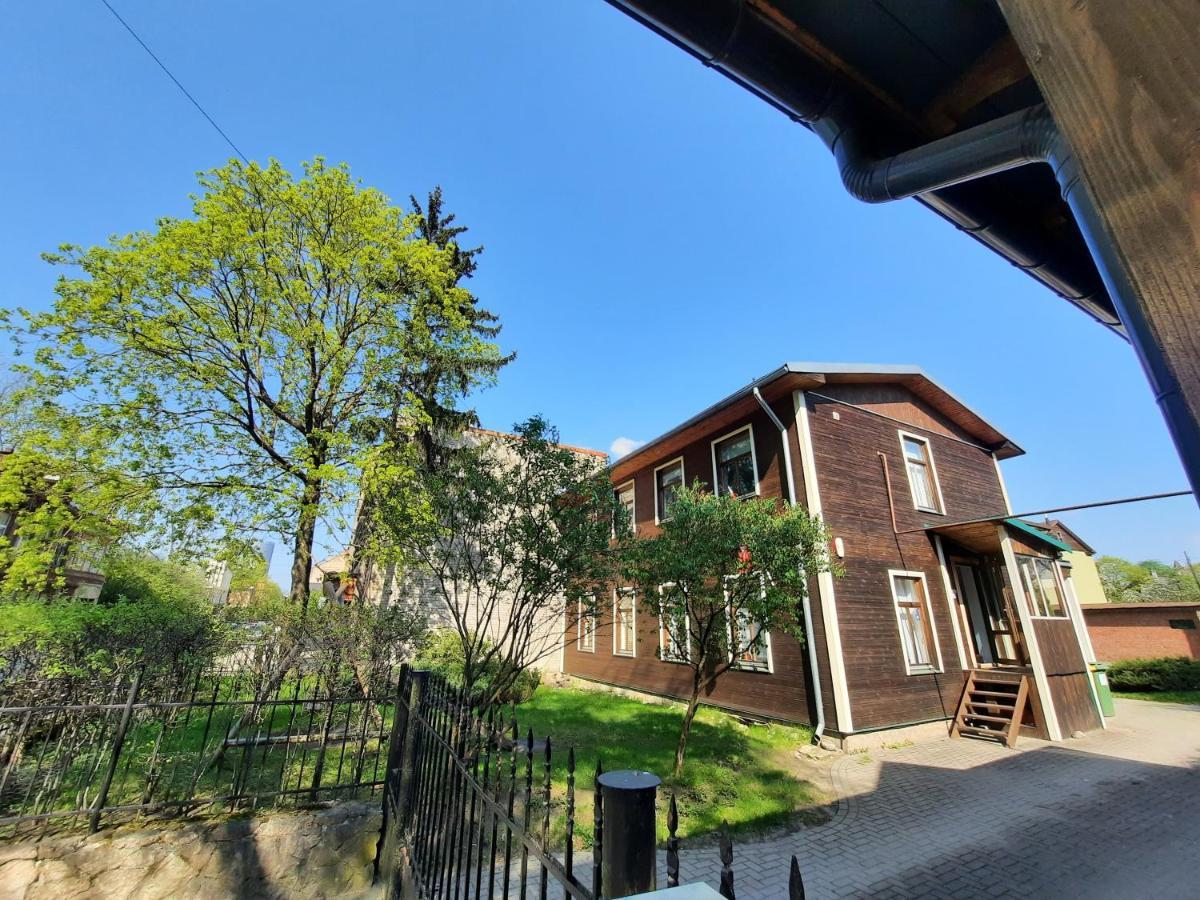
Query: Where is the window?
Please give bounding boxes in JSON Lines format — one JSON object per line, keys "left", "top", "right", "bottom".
{"left": 577, "top": 597, "right": 597, "bottom": 652}
{"left": 712, "top": 427, "right": 758, "bottom": 499}
{"left": 889, "top": 571, "right": 941, "bottom": 674}
{"left": 658, "top": 584, "right": 688, "bottom": 663}
{"left": 724, "top": 575, "right": 772, "bottom": 672}
{"left": 0, "top": 510, "right": 10, "bottom": 535}
{"left": 613, "top": 589, "right": 636, "bottom": 657}
{"left": 654, "top": 458, "right": 684, "bottom": 523}
{"left": 1017, "top": 556, "right": 1067, "bottom": 617}
{"left": 614, "top": 481, "right": 636, "bottom": 535}
{"left": 899, "top": 432, "right": 943, "bottom": 514}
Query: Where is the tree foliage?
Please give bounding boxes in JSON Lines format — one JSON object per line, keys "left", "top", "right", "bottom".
{"left": 7, "top": 159, "right": 508, "bottom": 604}
{"left": 361, "top": 416, "right": 616, "bottom": 710}
{"left": 1097, "top": 555, "right": 1200, "bottom": 603}
{"left": 619, "top": 484, "right": 835, "bottom": 774}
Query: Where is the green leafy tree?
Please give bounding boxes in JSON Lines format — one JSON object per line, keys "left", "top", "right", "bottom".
{"left": 8, "top": 159, "right": 508, "bottom": 606}
{"left": 1097, "top": 555, "right": 1200, "bottom": 602}
{"left": 361, "top": 417, "right": 617, "bottom": 711}
{"left": 619, "top": 485, "right": 835, "bottom": 775}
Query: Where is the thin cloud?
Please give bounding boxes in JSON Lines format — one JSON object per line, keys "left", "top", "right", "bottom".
{"left": 609, "top": 436, "right": 646, "bottom": 459}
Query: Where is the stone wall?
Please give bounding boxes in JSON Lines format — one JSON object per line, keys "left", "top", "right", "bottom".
{"left": 0, "top": 801, "right": 382, "bottom": 900}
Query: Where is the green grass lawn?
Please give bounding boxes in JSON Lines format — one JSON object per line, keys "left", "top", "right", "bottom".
{"left": 1114, "top": 690, "right": 1200, "bottom": 705}
{"left": 512, "top": 685, "right": 823, "bottom": 845}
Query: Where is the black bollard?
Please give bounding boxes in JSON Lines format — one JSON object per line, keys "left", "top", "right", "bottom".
{"left": 597, "top": 769, "right": 661, "bottom": 898}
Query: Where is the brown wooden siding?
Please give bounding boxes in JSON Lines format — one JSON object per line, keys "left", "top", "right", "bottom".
{"left": 1031, "top": 618, "right": 1102, "bottom": 734}
{"left": 805, "top": 386, "right": 1010, "bottom": 732}
{"left": 563, "top": 397, "right": 816, "bottom": 724}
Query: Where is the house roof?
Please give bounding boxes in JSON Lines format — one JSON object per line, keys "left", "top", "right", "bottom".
{"left": 1033, "top": 518, "right": 1096, "bottom": 556}
{"left": 610, "top": 361, "right": 1021, "bottom": 480}
{"left": 603, "top": 1, "right": 1120, "bottom": 334}
{"left": 470, "top": 427, "right": 607, "bottom": 460}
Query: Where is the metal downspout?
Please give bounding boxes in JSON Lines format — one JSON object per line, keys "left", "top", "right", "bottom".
{"left": 753, "top": 387, "right": 826, "bottom": 742}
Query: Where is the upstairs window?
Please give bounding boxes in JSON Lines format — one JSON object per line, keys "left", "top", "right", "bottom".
{"left": 654, "top": 459, "right": 684, "bottom": 523}
{"left": 613, "top": 589, "right": 636, "bottom": 657}
{"left": 614, "top": 481, "right": 636, "bottom": 535}
{"left": 712, "top": 427, "right": 758, "bottom": 499}
{"left": 577, "top": 597, "right": 597, "bottom": 652}
{"left": 889, "top": 571, "right": 940, "bottom": 674}
{"left": 899, "top": 432, "right": 943, "bottom": 514}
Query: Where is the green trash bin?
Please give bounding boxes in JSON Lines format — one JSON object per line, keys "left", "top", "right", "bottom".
{"left": 1091, "top": 663, "right": 1115, "bottom": 717}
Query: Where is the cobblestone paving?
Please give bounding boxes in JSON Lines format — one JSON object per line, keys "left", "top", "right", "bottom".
{"left": 660, "top": 699, "right": 1200, "bottom": 899}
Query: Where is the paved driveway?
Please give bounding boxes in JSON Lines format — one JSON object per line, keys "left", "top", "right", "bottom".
{"left": 663, "top": 699, "right": 1200, "bottom": 899}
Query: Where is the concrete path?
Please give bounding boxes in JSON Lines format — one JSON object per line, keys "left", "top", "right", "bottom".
{"left": 662, "top": 699, "right": 1200, "bottom": 899}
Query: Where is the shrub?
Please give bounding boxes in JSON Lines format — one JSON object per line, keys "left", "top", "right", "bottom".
{"left": 414, "top": 628, "right": 541, "bottom": 705}
{"left": 1106, "top": 656, "right": 1200, "bottom": 692}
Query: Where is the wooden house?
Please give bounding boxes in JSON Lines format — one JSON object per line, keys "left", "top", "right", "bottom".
{"left": 562, "top": 363, "right": 1105, "bottom": 748}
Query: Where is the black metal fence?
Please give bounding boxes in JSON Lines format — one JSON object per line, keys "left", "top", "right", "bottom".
{"left": 0, "top": 656, "right": 399, "bottom": 840}
{"left": 377, "top": 667, "right": 808, "bottom": 900}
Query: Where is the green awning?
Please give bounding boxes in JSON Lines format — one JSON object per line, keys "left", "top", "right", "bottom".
{"left": 1004, "top": 518, "right": 1073, "bottom": 553}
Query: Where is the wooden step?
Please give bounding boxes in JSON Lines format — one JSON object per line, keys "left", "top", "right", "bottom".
{"left": 951, "top": 670, "right": 1031, "bottom": 749}
{"left": 962, "top": 712, "right": 1013, "bottom": 724}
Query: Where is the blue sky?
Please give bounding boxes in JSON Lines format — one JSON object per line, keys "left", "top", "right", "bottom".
{"left": 3, "top": 1, "right": 1196, "bottom": 589}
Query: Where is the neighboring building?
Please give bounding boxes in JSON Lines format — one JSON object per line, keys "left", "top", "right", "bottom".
{"left": 1082, "top": 602, "right": 1200, "bottom": 662}
{"left": 204, "top": 559, "right": 234, "bottom": 605}
{"left": 563, "top": 363, "right": 1104, "bottom": 746}
{"left": 308, "top": 549, "right": 354, "bottom": 604}
{"left": 1032, "top": 519, "right": 1109, "bottom": 605}
{"left": 350, "top": 428, "right": 608, "bottom": 675}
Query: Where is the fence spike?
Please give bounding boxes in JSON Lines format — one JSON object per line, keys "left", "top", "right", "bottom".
{"left": 593, "top": 759, "right": 603, "bottom": 900}
{"left": 789, "top": 854, "right": 805, "bottom": 900}
{"left": 666, "top": 793, "right": 680, "bottom": 888}
{"left": 564, "top": 747, "right": 576, "bottom": 883}
{"left": 539, "top": 736, "right": 552, "bottom": 900}
{"left": 719, "top": 821, "right": 735, "bottom": 900}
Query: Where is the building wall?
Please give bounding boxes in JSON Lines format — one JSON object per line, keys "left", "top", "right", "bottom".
{"left": 803, "top": 384, "right": 1010, "bottom": 732}
{"left": 562, "top": 398, "right": 816, "bottom": 723}
{"left": 1065, "top": 550, "right": 1108, "bottom": 604}
{"left": 1082, "top": 603, "right": 1200, "bottom": 661}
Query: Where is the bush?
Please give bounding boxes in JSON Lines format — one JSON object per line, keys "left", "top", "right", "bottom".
{"left": 414, "top": 628, "right": 541, "bottom": 705}
{"left": 1107, "top": 656, "right": 1200, "bottom": 692}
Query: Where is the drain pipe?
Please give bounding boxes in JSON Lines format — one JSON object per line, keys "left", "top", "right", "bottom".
{"left": 753, "top": 387, "right": 826, "bottom": 742}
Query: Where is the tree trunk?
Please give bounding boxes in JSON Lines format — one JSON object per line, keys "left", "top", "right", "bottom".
{"left": 674, "top": 679, "right": 704, "bottom": 777}
{"left": 290, "top": 478, "right": 322, "bottom": 610}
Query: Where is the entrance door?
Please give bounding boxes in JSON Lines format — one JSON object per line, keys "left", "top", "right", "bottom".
{"left": 952, "top": 562, "right": 1022, "bottom": 666}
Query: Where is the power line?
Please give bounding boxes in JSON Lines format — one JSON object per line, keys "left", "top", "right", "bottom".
{"left": 99, "top": 0, "right": 249, "bottom": 163}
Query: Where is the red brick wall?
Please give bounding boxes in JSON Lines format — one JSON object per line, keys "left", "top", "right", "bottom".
{"left": 1083, "top": 606, "right": 1200, "bottom": 662}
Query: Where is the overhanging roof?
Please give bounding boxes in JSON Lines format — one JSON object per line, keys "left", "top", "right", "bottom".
{"left": 610, "top": 361, "right": 1021, "bottom": 481}
{"left": 603, "top": 0, "right": 1122, "bottom": 333}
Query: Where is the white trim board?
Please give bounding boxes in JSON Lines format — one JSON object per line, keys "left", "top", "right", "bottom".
{"left": 794, "top": 390, "right": 854, "bottom": 734}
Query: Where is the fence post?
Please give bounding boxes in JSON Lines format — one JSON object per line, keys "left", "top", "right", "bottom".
{"left": 597, "top": 769, "right": 661, "bottom": 899}
{"left": 374, "top": 666, "right": 429, "bottom": 886}
{"left": 89, "top": 667, "right": 144, "bottom": 833}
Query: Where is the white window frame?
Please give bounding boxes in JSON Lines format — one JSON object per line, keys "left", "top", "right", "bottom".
{"left": 897, "top": 430, "right": 946, "bottom": 515}
{"left": 612, "top": 588, "right": 637, "bottom": 657}
{"left": 723, "top": 574, "right": 774, "bottom": 673}
{"left": 657, "top": 583, "right": 689, "bottom": 664}
{"left": 710, "top": 424, "right": 761, "bottom": 500}
{"left": 576, "top": 596, "right": 597, "bottom": 652}
{"left": 887, "top": 569, "right": 944, "bottom": 675}
{"left": 1017, "top": 554, "right": 1070, "bottom": 620}
{"left": 653, "top": 457, "right": 685, "bottom": 525}
{"left": 614, "top": 480, "right": 636, "bottom": 536}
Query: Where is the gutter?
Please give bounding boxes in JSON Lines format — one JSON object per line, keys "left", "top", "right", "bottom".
{"left": 752, "top": 387, "right": 826, "bottom": 742}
